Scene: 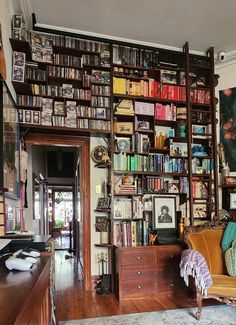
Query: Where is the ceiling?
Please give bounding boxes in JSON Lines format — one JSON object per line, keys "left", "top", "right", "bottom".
{"left": 19, "top": 0, "right": 236, "bottom": 57}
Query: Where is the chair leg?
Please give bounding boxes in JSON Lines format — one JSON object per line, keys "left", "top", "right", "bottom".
{"left": 195, "top": 289, "right": 203, "bottom": 320}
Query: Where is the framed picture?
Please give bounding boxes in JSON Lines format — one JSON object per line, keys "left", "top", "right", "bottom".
{"left": 153, "top": 196, "right": 176, "bottom": 230}
{"left": 230, "top": 193, "right": 236, "bottom": 209}
{"left": 97, "top": 197, "right": 110, "bottom": 210}
{"left": 0, "top": 79, "right": 20, "bottom": 199}
{"left": 96, "top": 108, "right": 107, "bottom": 119}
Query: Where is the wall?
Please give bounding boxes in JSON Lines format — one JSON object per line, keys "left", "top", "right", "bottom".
{"left": 0, "top": 0, "right": 21, "bottom": 96}
{"left": 90, "top": 137, "right": 109, "bottom": 276}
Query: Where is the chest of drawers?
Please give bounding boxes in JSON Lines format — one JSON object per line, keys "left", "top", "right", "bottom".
{"left": 114, "top": 244, "right": 186, "bottom": 300}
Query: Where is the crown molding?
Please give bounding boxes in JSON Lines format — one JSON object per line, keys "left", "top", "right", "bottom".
{"left": 35, "top": 22, "right": 209, "bottom": 56}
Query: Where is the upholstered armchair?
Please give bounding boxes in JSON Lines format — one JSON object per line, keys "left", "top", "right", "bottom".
{"left": 182, "top": 224, "right": 236, "bottom": 320}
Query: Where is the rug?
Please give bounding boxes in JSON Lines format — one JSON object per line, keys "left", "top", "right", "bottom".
{"left": 59, "top": 305, "right": 236, "bottom": 325}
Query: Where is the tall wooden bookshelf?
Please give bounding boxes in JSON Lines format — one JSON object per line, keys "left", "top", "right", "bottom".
{"left": 10, "top": 27, "right": 219, "bottom": 295}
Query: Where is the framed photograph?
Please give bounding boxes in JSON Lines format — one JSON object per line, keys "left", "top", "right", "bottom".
{"left": 153, "top": 196, "right": 176, "bottom": 230}
{"left": 54, "top": 101, "right": 65, "bottom": 116}
{"left": 230, "top": 193, "right": 236, "bottom": 210}
{"left": 96, "top": 108, "right": 106, "bottom": 119}
{"left": 0, "top": 80, "right": 20, "bottom": 199}
{"left": 97, "top": 197, "right": 110, "bottom": 210}
{"left": 13, "top": 14, "right": 23, "bottom": 30}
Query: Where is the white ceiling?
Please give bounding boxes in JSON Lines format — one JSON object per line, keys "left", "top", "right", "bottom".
{"left": 22, "top": 0, "right": 236, "bottom": 56}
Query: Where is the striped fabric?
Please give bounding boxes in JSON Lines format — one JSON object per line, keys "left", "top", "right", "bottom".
{"left": 225, "top": 239, "right": 236, "bottom": 277}
{"left": 180, "top": 249, "right": 213, "bottom": 296}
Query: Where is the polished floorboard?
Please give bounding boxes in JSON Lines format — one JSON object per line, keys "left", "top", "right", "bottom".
{"left": 55, "top": 250, "right": 218, "bottom": 324}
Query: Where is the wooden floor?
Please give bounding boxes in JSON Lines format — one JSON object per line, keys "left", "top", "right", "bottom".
{"left": 55, "top": 250, "right": 217, "bottom": 323}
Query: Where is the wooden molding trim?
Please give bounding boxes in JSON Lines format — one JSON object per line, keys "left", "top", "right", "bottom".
{"left": 25, "top": 133, "right": 91, "bottom": 291}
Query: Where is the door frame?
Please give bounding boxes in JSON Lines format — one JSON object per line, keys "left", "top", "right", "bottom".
{"left": 25, "top": 133, "right": 91, "bottom": 290}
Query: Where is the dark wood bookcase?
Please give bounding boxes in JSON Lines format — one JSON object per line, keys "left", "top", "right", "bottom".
{"left": 10, "top": 27, "right": 219, "bottom": 296}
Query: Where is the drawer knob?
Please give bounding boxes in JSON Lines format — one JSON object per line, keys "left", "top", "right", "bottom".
{"left": 170, "top": 283, "right": 174, "bottom": 287}
{"left": 136, "top": 256, "right": 142, "bottom": 260}
{"left": 137, "top": 285, "right": 142, "bottom": 289}
{"left": 170, "top": 255, "right": 174, "bottom": 258}
{"left": 137, "top": 271, "right": 142, "bottom": 275}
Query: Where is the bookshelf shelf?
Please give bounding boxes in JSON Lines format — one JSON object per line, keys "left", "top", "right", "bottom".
{"left": 10, "top": 38, "right": 32, "bottom": 60}
{"left": 20, "top": 123, "right": 111, "bottom": 135}
{"left": 113, "top": 93, "right": 187, "bottom": 105}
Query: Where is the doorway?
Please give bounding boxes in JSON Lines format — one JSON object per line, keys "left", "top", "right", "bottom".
{"left": 25, "top": 133, "right": 91, "bottom": 290}
{"left": 48, "top": 187, "right": 74, "bottom": 251}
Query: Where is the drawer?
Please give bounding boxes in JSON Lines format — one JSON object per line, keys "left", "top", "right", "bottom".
{"left": 122, "top": 268, "right": 156, "bottom": 281}
{"left": 121, "top": 250, "right": 156, "bottom": 267}
{"left": 156, "top": 270, "right": 185, "bottom": 292}
{"left": 157, "top": 249, "right": 182, "bottom": 269}
{"left": 121, "top": 278, "right": 156, "bottom": 298}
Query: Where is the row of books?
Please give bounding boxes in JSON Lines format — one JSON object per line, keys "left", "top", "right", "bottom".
{"left": 155, "top": 103, "right": 177, "bottom": 121}
{"left": 53, "top": 53, "right": 106, "bottom": 68}
{"left": 77, "top": 106, "right": 111, "bottom": 119}
{"left": 53, "top": 35, "right": 110, "bottom": 54}
{"left": 53, "top": 53, "right": 82, "bottom": 67}
{"left": 113, "top": 152, "right": 189, "bottom": 173}
{"left": 114, "top": 197, "right": 143, "bottom": 219}
{"left": 192, "top": 180, "right": 208, "bottom": 199}
{"left": 25, "top": 67, "right": 47, "bottom": 81}
{"left": 47, "top": 65, "right": 82, "bottom": 80}
{"left": 113, "top": 45, "right": 159, "bottom": 68}
{"left": 91, "top": 96, "right": 110, "bottom": 107}
{"left": 113, "top": 220, "right": 149, "bottom": 247}
{"left": 77, "top": 118, "right": 111, "bottom": 130}
{"left": 18, "top": 108, "right": 111, "bottom": 130}
{"left": 91, "top": 85, "right": 111, "bottom": 96}
{"left": 17, "top": 95, "right": 42, "bottom": 107}
{"left": 190, "top": 89, "right": 211, "bottom": 105}
{"left": 144, "top": 177, "right": 187, "bottom": 193}
{"left": 149, "top": 154, "right": 188, "bottom": 173}
{"left": 113, "top": 77, "right": 187, "bottom": 101}
{"left": 31, "top": 84, "right": 91, "bottom": 99}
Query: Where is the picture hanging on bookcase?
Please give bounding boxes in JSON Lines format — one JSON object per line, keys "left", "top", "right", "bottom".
{"left": 97, "top": 197, "right": 110, "bottom": 210}
{"left": 153, "top": 196, "right": 177, "bottom": 230}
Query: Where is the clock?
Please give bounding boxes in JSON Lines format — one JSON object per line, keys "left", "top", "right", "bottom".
{"left": 116, "top": 138, "right": 130, "bottom": 152}
{"left": 91, "top": 146, "right": 108, "bottom": 163}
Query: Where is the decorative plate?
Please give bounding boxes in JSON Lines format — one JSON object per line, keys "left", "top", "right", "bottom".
{"left": 91, "top": 146, "right": 108, "bottom": 163}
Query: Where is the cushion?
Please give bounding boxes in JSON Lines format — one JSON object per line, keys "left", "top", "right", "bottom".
{"left": 225, "top": 239, "right": 236, "bottom": 277}
{"left": 221, "top": 221, "right": 236, "bottom": 252}
{"left": 208, "top": 274, "right": 236, "bottom": 296}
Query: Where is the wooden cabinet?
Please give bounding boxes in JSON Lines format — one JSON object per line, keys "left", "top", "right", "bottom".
{"left": 114, "top": 245, "right": 185, "bottom": 300}
{"left": 0, "top": 252, "right": 52, "bottom": 325}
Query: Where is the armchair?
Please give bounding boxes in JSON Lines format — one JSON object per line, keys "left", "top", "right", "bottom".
{"left": 183, "top": 224, "right": 236, "bottom": 320}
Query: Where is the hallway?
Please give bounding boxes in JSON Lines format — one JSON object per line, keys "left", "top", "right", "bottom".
{"left": 55, "top": 251, "right": 219, "bottom": 323}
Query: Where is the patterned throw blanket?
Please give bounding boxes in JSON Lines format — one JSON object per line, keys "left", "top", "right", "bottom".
{"left": 179, "top": 249, "right": 213, "bottom": 296}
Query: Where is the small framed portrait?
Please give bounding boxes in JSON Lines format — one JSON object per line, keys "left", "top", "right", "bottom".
{"left": 153, "top": 196, "right": 176, "bottom": 230}
{"left": 96, "top": 108, "right": 107, "bottom": 119}
{"left": 230, "top": 193, "right": 236, "bottom": 210}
